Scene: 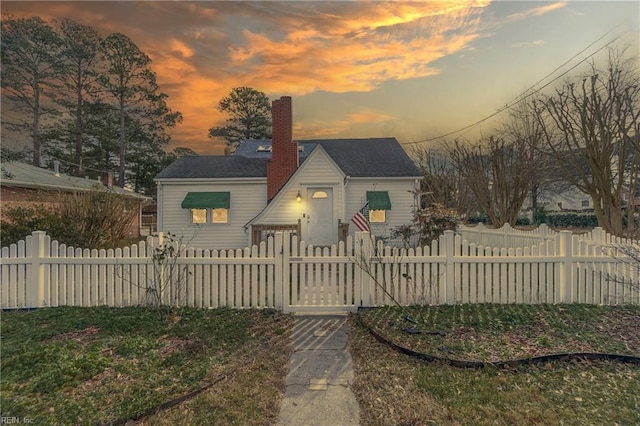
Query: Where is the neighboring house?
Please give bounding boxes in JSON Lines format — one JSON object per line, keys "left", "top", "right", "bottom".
{"left": 156, "top": 96, "right": 422, "bottom": 249}
{"left": 523, "top": 183, "right": 639, "bottom": 213}
{"left": 528, "top": 189, "right": 594, "bottom": 212}
{"left": 0, "top": 161, "right": 149, "bottom": 237}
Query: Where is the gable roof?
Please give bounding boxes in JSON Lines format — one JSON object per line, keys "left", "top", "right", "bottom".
{"left": 1, "top": 161, "right": 147, "bottom": 198}
{"left": 245, "top": 144, "right": 344, "bottom": 227}
{"left": 305, "top": 138, "right": 421, "bottom": 177}
{"left": 157, "top": 138, "right": 421, "bottom": 180}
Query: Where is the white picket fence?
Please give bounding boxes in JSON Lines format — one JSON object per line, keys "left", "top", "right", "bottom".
{"left": 457, "top": 223, "right": 558, "bottom": 249}
{"left": 1, "top": 228, "right": 639, "bottom": 312}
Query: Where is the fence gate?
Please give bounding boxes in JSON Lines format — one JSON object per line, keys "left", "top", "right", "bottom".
{"left": 281, "top": 233, "right": 363, "bottom": 313}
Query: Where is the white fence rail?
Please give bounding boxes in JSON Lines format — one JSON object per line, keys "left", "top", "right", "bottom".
{"left": 2, "top": 228, "right": 639, "bottom": 311}
{"left": 457, "top": 223, "right": 558, "bottom": 249}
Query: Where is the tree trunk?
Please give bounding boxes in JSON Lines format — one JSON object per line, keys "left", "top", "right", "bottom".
{"left": 592, "top": 192, "right": 624, "bottom": 236}
{"left": 118, "top": 98, "right": 126, "bottom": 188}
{"left": 32, "top": 86, "right": 41, "bottom": 167}
{"left": 75, "top": 66, "right": 84, "bottom": 176}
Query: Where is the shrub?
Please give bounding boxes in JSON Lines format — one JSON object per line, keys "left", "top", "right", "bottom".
{"left": 392, "top": 205, "right": 460, "bottom": 249}
{"left": 0, "top": 190, "right": 140, "bottom": 249}
{"left": 546, "top": 213, "right": 598, "bottom": 228}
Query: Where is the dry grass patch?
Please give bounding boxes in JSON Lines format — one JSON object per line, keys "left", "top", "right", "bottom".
{"left": 349, "top": 305, "right": 640, "bottom": 426}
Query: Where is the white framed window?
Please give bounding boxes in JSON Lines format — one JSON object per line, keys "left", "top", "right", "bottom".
{"left": 211, "top": 208, "right": 228, "bottom": 223}
{"left": 369, "top": 209, "right": 386, "bottom": 223}
{"left": 182, "top": 192, "right": 231, "bottom": 225}
{"left": 366, "top": 191, "right": 391, "bottom": 223}
{"left": 191, "top": 209, "right": 207, "bottom": 224}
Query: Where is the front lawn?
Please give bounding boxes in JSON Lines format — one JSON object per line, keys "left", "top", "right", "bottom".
{"left": 350, "top": 304, "right": 640, "bottom": 425}
{"left": 1, "top": 306, "right": 292, "bottom": 425}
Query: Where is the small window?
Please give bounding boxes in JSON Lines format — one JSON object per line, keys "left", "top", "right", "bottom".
{"left": 211, "top": 208, "right": 228, "bottom": 223}
{"left": 369, "top": 209, "right": 386, "bottom": 223}
{"left": 191, "top": 209, "right": 207, "bottom": 224}
{"left": 182, "top": 192, "right": 230, "bottom": 225}
{"left": 312, "top": 191, "right": 328, "bottom": 199}
{"left": 366, "top": 191, "right": 391, "bottom": 223}
{"left": 581, "top": 199, "right": 590, "bottom": 207}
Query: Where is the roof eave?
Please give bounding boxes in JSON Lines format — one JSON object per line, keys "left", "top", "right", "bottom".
{"left": 155, "top": 177, "right": 267, "bottom": 183}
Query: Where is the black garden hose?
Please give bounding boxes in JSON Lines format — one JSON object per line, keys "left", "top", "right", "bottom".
{"left": 354, "top": 310, "right": 640, "bottom": 369}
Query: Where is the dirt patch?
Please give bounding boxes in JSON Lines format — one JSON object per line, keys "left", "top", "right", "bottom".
{"left": 51, "top": 326, "right": 100, "bottom": 347}
{"left": 156, "top": 335, "right": 190, "bottom": 358}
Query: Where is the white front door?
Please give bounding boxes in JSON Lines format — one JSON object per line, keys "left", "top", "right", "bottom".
{"left": 306, "top": 188, "right": 335, "bottom": 246}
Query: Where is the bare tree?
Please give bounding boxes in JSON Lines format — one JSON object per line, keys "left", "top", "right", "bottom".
{"left": 531, "top": 48, "right": 640, "bottom": 236}
{"left": 409, "top": 146, "right": 476, "bottom": 217}
{"left": 450, "top": 135, "right": 536, "bottom": 227}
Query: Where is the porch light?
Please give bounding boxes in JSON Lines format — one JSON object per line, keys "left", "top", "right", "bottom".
{"left": 296, "top": 191, "right": 302, "bottom": 202}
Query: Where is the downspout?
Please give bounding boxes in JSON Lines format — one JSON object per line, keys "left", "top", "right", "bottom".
{"left": 157, "top": 182, "right": 163, "bottom": 233}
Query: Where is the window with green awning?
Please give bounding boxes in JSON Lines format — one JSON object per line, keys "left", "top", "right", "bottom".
{"left": 181, "top": 192, "right": 230, "bottom": 209}
{"left": 366, "top": 191, "right": 391, "bottom": 210}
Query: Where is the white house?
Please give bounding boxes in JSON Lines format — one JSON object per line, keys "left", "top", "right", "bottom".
{"left": 155, "top": 96, "right": 422, "bottom": 249}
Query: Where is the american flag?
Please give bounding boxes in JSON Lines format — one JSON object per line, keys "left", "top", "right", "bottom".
{"left": 351, "top": 201, "right": 370, "bottom": 232}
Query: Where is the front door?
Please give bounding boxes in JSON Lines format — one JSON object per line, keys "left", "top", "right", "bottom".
{"left": 306, "top": 188, "right": 335, "bottom": 246}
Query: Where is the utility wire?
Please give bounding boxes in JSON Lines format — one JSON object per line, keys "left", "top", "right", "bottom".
{"left": 402, "top": 26, "right": 631, "bottom": 146}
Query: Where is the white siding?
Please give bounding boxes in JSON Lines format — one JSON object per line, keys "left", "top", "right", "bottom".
{"left": 158, "top": 180, "right": 267, "bottom": 249}
{"left": 258, "top": 148, "right": 345, "bottom": 233}
{"left": 523, "top": 187, "right": 592, "bottom": 212}
{"left": 345, "top": 178, "right": 417, "bottom": 243}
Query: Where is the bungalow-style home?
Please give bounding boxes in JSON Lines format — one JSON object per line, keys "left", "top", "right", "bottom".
{"left": 155, "top": 96, "right": 422, "bottom": 249}
{"left": 0, "top": 161, "right": 149, "bottom": 237}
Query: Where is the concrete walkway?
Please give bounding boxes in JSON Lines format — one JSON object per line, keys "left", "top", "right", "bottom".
{"left": 277, "top": 315, "right": 360, "bottom": 426}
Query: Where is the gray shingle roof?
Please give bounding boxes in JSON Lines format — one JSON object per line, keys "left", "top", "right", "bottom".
{"left": 155, "top": 155, "right": 268, "bottom": 179}
{"left": 156, "top": 138, "right": 421, "bottom": 179}
{"left": 308, "top": 138, "right": 421, "bottom": 177}
{"left": 0, "top": 161, "right": 147, "bottom": 198}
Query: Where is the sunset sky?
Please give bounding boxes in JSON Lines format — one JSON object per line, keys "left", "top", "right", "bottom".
{"left": 2, "top": 1, "right": 638, "bottom": 155}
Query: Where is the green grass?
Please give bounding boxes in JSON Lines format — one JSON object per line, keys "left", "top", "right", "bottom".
{"left": 350, "top": 304, "right": 640, "bottom": 426}
{"left": 1, "top": 306, "right": 292, "bottom": 425}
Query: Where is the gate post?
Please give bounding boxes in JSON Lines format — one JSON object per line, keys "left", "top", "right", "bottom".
{"left": 278, "top": 232, "right": 292, "bottom": 313}
{"left": 26, "top": 231, "right": 46, "bottom": 308}
{"left": 354, "top": 232, "right": 374, "bottom": 307}
{"left": 273, "top": 232, "right": 289, "bottom": 313}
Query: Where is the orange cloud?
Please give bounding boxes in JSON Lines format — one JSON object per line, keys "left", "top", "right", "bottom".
{"left": 170, "top": 39, "right": 195, "bottom": 58}
{"left": 293, "top": 108, "right": 398, "bottom": 139}
{"left": 3, "top": 0, "right": 571, "bottom": 155}
{"left": 227, "top": 2, "right": 487, "bottom": 96}
{"left": 502, "top": 2, "right": 567, "bottom": 24}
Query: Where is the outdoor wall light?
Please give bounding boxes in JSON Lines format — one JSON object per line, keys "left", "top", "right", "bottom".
{"left": 296, "top": 191, "right": 302, "bottom": 202}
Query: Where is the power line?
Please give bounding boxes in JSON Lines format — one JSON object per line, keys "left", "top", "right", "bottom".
{"left": 402, "top": 26, "right": 631, "bottom": 146}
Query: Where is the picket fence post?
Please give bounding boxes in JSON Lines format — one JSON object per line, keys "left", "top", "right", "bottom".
{"left": 274, "top": 232, "right": 284, "bottom": 310}
{"left": 354, "top": 232, "right": 373, "bottom": 306}
{"left": 444, "top": 230, "right": 455, "bottom": 304}
{"left": 26, "top": 231, "right": 46, "bottom": 308}
{"left": 558, "top": 231, "right": 573, "bottom": 303}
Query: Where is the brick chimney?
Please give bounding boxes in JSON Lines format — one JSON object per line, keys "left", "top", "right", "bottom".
{"left": 267, "top": 96, "right": 298, "bottom": 201}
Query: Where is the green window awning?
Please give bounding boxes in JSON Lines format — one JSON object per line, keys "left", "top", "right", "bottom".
{"left": 367, "top": 191, "right": 391, "bottom": 210}
{"left": 181, "top": 192, "right": 230, "bottom": 209}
